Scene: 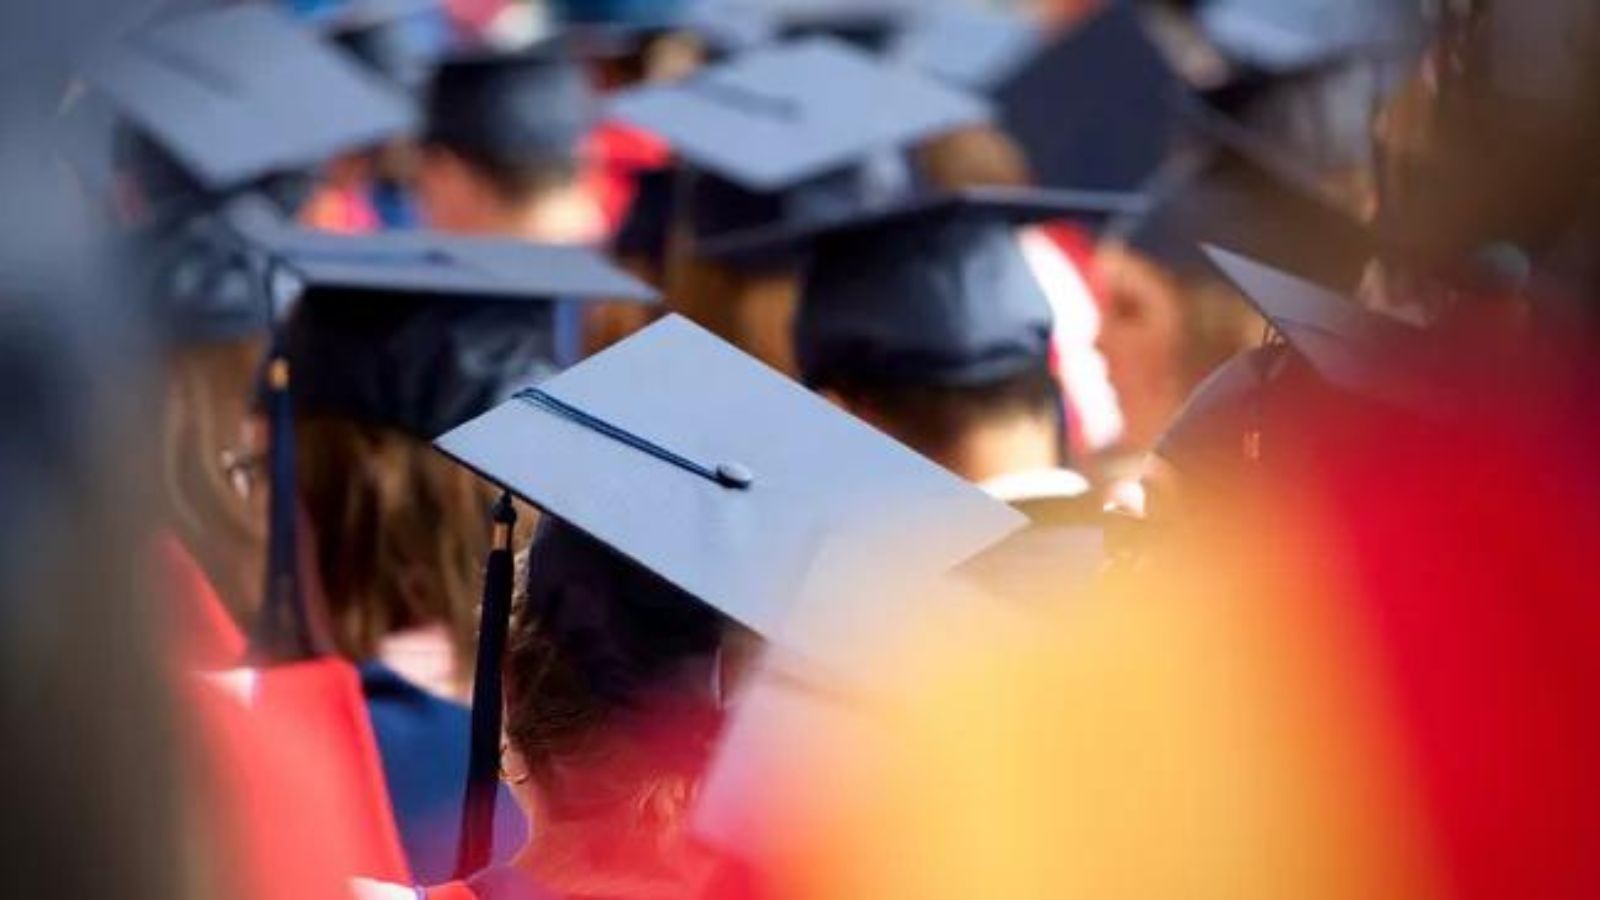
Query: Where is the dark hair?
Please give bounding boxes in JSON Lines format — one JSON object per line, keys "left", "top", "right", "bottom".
{"left": 504, "top": 520, "right": 726, "bottom": 817}
{"left": 829, "top": 362, "right": 1062, "bottom": 465}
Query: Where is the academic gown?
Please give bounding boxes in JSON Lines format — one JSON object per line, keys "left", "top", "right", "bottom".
{"left": 362, "top": 662, "right": 527, "bottom": 884}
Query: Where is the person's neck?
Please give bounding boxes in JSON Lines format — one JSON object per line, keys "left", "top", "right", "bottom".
{"left": 938, "top": 419, "right": 1064, "bottom": 485}
{"left": 445, "top": 184, "right": 605, "bottom": 245}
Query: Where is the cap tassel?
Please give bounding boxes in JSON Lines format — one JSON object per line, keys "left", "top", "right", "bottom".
{"left": 246, "top": 283, "right": 315, "bottom": 663}
{"left": 455, "top": 491, "right": 518, "bottom": 879}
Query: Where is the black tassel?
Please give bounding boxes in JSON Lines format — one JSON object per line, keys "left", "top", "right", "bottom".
{"left": 246, "top": 248, "right": 314, "bottom": 665}
{"left": 246, "top": 347, "right": 314, "bottom": 663}
{"left": 454, "top": 491, "right": 518, "bottom": 878}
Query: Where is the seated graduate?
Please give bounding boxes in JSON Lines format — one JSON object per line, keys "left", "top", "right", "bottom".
{"left": 390, "top": 314, "right": 1023, "bottom": 898}
{"left": 82, "top": 0, "right": 414, "bottom": 653}
{"left": 1092, "top": 110, "right": 1376, "bottom": 475}
{"left": 416, "top": 43, "right": 607, "bottom": 243}
{"left": 281, "top": 227, "right": 654, "bottom": 881}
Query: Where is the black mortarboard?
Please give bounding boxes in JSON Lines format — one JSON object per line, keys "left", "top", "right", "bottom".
{"left": 84, "top": 4, "right": 416, "bottom": 195}
{"left": 995, "top": 1, "right": 1187, "bottom": 192}
{"left": 436, "top": 313, "right": 1025, "bottom": 637}
{"left": 315, "top": 0, "right": 443, "bottom": 94}
{"left": 424, "top": 45, "right": 596, "bottom": 170}
{"left": 1107, "top": 106, "right": 1376, "bottom": 291}
{"left": 1202, "top": 246, "right": 1448, "bottom": 413}
{"left": 240, "top": 219, "right": 657, "bottom": 439}
{"left": 773, "top": 188, "right": 1136, "bottom": 388}
{"left": 889, "top": 3, "right": 1042, "bottom": 91}
{"left": 437, "top": 313, "right": 1023, "bottom": 873}
{"left": 704, "top": 183, "right": 1139, "bottom": 260}
{"left": 618, "top": 158, "right": 922, "bottom": 269}
{"left": 607, "top": 36, "right": 990, "bottom": 192}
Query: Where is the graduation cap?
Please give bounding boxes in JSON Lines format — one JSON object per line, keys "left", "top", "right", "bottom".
{"left": 239, "top": 218, "right": 658, "bottom": 439}
{"left": 616, "top": 157, "right": 920, "bottom": 270}
{"left": 424, "top": 45, "right": 596, "bottom": 170}
{"left": 83, "top": 4, "right": 416, "bottom": 197}
{"left": 1202, "top": 246, "right": 1449, "bottom": 413}
{"left": 1106, "top": 104, "right": 1376, "bottom": 291}
{"left": 754, "top": 187, "right": 1139, "bottom": 388}
{"left": 607, "top": 36, "right": 990, "bottom": 192}
{"left": 435, "top": 313, "right": 1025, "bottom": 873}
{"left": 889, "top": 3, "right": 1042, "bottom": 91}
{"left": 995, "top": 1, "right": 1188, "bottom": 192}
{"left": 314, "top": 0, "right": 444, "bottom": 94}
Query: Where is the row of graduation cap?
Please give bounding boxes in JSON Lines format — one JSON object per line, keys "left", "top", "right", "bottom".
{"left": 78, "top": 0, "right": 1427, "bottom": 882}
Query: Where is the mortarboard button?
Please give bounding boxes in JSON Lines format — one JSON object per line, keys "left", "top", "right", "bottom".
{"left": 715, "top": 462, "right": 755, "bottom": 490}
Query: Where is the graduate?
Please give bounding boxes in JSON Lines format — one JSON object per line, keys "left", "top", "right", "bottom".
{"left": 84, "top": 0, "right": 415, "bottom": 658}
{"left": 417, "top": 43, "right": 607, "bottom": 244}
{"left": 356, "top": 314, "right": 1024, "bottom": 898}
{"left": 1093, "top": 109, "right": 1375, "bottom": 470}
{"left": 273, "top": 223, "right": 655, "bottom": 883}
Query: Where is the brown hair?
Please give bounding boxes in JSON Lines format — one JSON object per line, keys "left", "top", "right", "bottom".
{"left": 664, "top": 255, "right": 800, "bottom": 376}
{"left": 161, "top": 338, "right": 269, "bottom": 621}
{"left": 914, "top": 124, "right": 1036, "bottom": 190}
{"left": 295, "top": 418, "right": 491, "bottom": 674}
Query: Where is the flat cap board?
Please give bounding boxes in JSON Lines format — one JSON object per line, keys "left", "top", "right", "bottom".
{"left": 234, "top": 213, "right": 658, "bottom": 303}
{"left": 84, "top": 4, "right": 416, "bottom": 191}
{"left": 435, "top": 315, "right": 1027, "bottom": 639}
{"left": 1204, "top": 246, "right": 1451, "bottom": 413}
{"left": 996, "top": 1, "right": 1185, "bottom": 191}
{"left": 606, "top": 36, "right": 991, "bottom": 191}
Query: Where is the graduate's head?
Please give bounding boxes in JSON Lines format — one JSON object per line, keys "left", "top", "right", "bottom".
{"left": 280, "top": 237, "right": 641, "bottom": 677}
{"left": 504, "top": 519, "right": 736, "bottom": 802}
{"left": 792, "top": 200, "right": 1070, "bottom": 481}
{"left": 1093, "top": 241, "right": 1262, "bottom": 453}
{"left": 1097, "top": 125, "right": 1375, "bottom": 452}
{"left": 418, "top": 48, "right": 595, "bottom": 232}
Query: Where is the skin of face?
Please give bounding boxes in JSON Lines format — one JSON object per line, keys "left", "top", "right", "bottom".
{"left": 1093, "top": 244, "right": 1188, "bottom": 452}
